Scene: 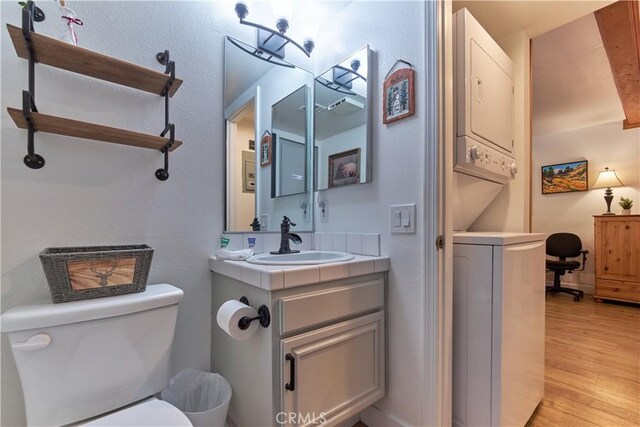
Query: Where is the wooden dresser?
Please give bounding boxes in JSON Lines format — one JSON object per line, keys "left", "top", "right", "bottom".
{"left": 594, "top": 215, "right": 640, "bottom": 303}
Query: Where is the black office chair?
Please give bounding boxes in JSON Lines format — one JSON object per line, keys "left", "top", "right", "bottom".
{"left": 546, "top": 233, "right": 588, "bottom": 302}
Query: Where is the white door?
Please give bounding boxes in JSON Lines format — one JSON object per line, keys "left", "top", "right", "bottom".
{"left": 280, "top": 311, "right": 385, "bottom": 426}
{"left": 278, "top": 137, "right": 306, "bottom": 196}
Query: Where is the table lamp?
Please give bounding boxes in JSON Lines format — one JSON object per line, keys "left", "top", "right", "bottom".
{"left": 592, "top": 167, "right": 624, "bottom": 215}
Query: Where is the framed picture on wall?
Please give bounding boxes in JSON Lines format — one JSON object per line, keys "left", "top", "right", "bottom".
{"left": 260, "top": 133, "right": 272, "bottom": 166}
{"left": 383, "top": 65, "right": 415, "bottom": 124}
{"left": 541, "top": 160, "right": 588, "bottom": 194}
{"left": 329, "top": 148, "right": 360, "bottom": 188}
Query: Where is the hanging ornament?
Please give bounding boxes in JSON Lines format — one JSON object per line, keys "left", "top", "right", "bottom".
{"left": 382, "top": 59, "right": 415, "bottom": 124}
{"left": 58, "top": 0, "right": 83, "bottom": 46}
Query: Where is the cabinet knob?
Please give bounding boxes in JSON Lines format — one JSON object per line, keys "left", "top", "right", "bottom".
{"left": 613, "top": 288, "right": 620, "bottom": 292}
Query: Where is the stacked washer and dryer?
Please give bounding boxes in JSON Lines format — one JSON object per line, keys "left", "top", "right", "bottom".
{"left": 452, "top": 9, "right": 546, "bottom": 427}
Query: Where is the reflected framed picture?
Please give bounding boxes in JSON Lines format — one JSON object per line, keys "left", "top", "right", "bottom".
{"left": 383, "top": 68, "right": 415, "bottom": 124}
{"left": 260, "top": 134, "right": 272, "bottom": 166}
{"left": 329, "top": 148, "right": 360, "bottom": 188}
{"left": 541, "top": 160, "right": 588, "bottom": 194}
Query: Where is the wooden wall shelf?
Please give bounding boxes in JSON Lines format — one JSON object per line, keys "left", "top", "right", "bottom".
{"left": 7, "top": 24, "right": 182, "bottom": 97}
{"left": 7, "top": 108, "right": 182, "bottom": 151}
{"left": 7, "top": 2, "right": 182, "bottom": 180}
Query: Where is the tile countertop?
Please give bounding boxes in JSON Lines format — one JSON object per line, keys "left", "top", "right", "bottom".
{"left": 209, "top": 255, "right": 390, "bottom": 291}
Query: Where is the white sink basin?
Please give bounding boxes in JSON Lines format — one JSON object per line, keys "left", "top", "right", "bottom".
{"left": 246, "top": 250, "right": 355, "bottom": 266}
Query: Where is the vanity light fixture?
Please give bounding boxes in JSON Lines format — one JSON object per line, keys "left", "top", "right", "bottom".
{"left": 592, "top": 166, "right": 624, "bottom": 215}
{"left": 234, "top": 1, "right": 314, "bottom": 62}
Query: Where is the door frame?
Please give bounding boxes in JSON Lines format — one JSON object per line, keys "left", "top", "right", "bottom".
{"left": 423, "top": 0, "right": 453, "bottom": 426}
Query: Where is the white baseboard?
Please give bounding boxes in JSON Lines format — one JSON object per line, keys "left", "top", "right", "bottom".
{"left": 361, "top": 406, "right": 406, "bottom": 427}
{"left": 546, "top": 280, "right": 594, "bottom": 295}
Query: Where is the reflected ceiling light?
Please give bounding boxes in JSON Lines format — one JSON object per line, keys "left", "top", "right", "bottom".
{"left": 234, "top": 1, "right": 314, "bottom": 61}
{"left": 315, "top": 59, "right": 367, "bottom": 96}
{"left": 592, "top": 166, "right": 625, "bottom": 215}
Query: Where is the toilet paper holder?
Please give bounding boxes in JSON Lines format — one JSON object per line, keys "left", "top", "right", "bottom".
{"left": 238, "top": 296, "right": 270, "bottom": 330}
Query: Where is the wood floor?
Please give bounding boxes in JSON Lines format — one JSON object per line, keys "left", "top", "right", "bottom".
{"left": 527, "top": 294, "right": 640, "bottom": 426}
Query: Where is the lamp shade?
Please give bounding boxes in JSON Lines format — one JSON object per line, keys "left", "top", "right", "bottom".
{"left": 592, "top": 167, "right": 624, "bottom": 189}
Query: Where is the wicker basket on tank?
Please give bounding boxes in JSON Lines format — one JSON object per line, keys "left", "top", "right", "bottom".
{"left": 39, "top": 245, "right": 154, "bottom": 303}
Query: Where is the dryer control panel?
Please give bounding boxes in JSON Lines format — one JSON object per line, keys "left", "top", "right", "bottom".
{"left": 455, "top": 136, "right": 516, "bottom": 184}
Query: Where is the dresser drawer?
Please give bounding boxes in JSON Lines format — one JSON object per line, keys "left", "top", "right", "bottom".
{"left": 280, "top": 279, "right": 384, "bottom": 334}
{"left": 596, "top": 279, "right": 640, "bottom": 302}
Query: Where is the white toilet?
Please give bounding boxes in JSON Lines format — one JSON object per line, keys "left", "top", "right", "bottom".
{"left": 1, "top": 283, "right": 192, "bottom": 427}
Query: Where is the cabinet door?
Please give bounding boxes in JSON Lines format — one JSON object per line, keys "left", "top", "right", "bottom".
{"left": 596, "top": 218, "right": 640, "bottom": 281}
{"left": 280, "top": 311, "right": 384, "bottom": 427}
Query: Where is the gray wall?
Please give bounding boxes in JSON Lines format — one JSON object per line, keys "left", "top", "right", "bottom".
{"left": 532, "top": 121, "right": 640, "bottom": 292}
{"left": 1, "top": 2, "right": 224, "bottom": 425}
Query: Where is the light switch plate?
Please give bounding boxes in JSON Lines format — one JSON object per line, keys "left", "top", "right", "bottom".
{"left": 390, "top": 204, "right": 416, "bottom": 234}
{"left": 260, "top": 214, "right": 269, "bottom": 231}
{"left": 319, "top": 199, "right": 329, "bottom": 223}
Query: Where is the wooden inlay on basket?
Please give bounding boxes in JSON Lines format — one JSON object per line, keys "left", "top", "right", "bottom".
{"left": 67, "top": 257, "right": 136, "bottom": 290}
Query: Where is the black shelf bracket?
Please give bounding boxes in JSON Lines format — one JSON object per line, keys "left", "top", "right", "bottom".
{"left": 156, "top": 50, "right": 176, "bottom": 181}
{"left": 21, "top": 1, "right": 45, "bottom": 169}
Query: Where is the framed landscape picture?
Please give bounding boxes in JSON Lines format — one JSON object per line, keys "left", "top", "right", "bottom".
{"left": 541, "top": 160, "right": 588, "bottom": 194}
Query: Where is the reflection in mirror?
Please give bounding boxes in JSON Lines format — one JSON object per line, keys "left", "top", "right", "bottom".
{"left": 272, "top": 86, "right": 308, "bottom": 198}
{"left": 224, "top": 37, "right": 314, "bottom": 232}
{"left": 315, "top": 46, "right": 371, "bottom": 190}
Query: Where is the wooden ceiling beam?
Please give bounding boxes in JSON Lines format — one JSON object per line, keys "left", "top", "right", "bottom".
{"left": 595, "top": 0, "right": 640, "bottom": 129}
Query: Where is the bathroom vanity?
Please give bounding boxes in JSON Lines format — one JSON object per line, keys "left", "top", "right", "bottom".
{"left": 210, "top": 255, "right": 388, "bottom": 426}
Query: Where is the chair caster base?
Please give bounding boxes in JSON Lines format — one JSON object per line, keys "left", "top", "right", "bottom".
{"left": 546, "top": 286, "right": 583, "bottom": 302}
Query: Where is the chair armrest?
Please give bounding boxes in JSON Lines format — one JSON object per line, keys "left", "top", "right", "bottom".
{"left": 578, "top": 250, "right": 588, "bottom": 271}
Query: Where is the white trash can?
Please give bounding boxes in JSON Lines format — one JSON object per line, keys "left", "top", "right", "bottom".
{"left": 161, "top": 369, "right": 232, "bottom": 427}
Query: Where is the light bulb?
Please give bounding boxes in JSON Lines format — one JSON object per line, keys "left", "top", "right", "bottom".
{"left": 234, "top": 1, "right": 250, "bottom": 20}
{"left": 271, "top": 0, "right": 296, "bottom": 22}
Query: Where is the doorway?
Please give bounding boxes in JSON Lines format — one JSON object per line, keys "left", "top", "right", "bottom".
{"left": 226, "top": 99, "right": 256, "bottom": 232}
{"left": 529, "top": 6, "right": 640, "bottom": 425}
{"left": 446, "top": 1, "right": 640, "bottom": 425}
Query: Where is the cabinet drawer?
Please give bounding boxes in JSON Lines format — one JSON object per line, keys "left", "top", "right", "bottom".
{"left": 596, "top": 279, "right": 640, "bottom": 302}
{"left": 280, "top": 311, "right": 385, "bottom": 427}
{"left": 280, "top": 279, "right": 384, "bottom": 334}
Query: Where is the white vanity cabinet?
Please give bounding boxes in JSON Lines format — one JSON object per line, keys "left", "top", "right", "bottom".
{"left": 211, "top": 272, "right": 386, "bottom": 427}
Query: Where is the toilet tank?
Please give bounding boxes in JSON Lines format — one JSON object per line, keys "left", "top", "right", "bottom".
{"left": 1, "top": 284, "right": 183, "bottom": 427}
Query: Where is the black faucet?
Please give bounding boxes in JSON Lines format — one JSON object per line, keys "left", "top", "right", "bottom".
{"left": 270, "top": 216, "right": 302, "bottom": 254}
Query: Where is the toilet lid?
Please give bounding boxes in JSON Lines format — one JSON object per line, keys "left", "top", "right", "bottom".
{"left": 82, "top": 397, "right": 192, "bottom": 426}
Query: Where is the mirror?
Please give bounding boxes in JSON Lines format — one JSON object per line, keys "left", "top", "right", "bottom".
{"left": 314, "top": 46, "right": 371, "bottom": 190}
{"left": 224, "top": 37, "right": 314, "bottom": 232}
{"left": 271, "top": 85, "right": 310, "bottom": 198}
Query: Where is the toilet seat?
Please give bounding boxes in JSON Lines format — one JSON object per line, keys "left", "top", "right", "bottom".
{"left": 82, "top": 397, "right": 192, "bottom": 426}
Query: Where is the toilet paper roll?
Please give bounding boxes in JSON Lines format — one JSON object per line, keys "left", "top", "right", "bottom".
{"left": 216, "top": 300, "right": 259, "bottom": 340}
